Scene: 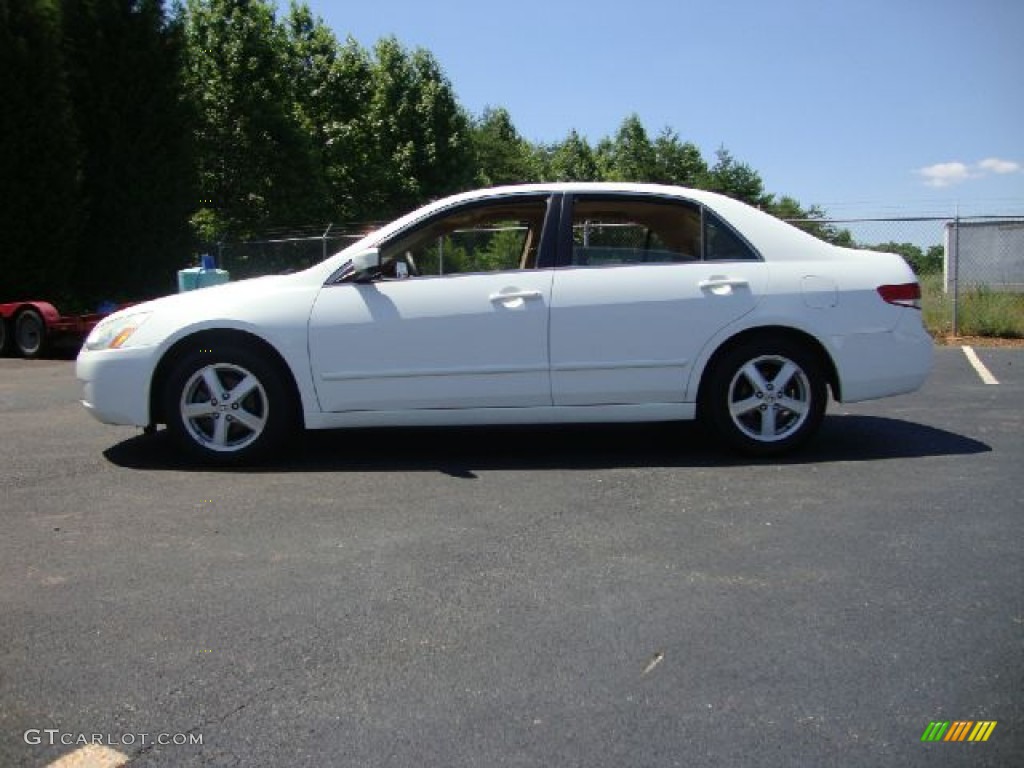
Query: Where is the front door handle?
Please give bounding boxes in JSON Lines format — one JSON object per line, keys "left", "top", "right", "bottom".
{"left": 489, "top": 290, "right": 543, "bottom": 302}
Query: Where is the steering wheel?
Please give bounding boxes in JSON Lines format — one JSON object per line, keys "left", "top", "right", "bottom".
{"left": 404, "top": 251, "right": 420, "bottom": 277}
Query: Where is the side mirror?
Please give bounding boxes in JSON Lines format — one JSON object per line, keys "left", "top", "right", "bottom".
{"left": 330, "top": 248, "right": 381, "bottom": 284}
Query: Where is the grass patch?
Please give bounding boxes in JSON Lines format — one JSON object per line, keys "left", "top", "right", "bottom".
{"left": 920, "top": 272, "right": 1024, "bottom": 339}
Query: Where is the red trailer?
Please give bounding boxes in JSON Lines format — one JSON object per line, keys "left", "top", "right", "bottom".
{"left": 0, "top": 301, "right": 114, "bottom": 358}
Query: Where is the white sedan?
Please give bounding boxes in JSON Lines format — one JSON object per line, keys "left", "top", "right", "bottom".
{"left": 76, "top": 183, "right": 933, "bottom": 463}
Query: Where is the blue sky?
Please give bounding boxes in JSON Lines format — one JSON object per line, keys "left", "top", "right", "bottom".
{"left": 304, "top": 0, "right": 1022, "bottom": 220}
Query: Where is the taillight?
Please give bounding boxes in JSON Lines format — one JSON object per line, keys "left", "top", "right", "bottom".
{"left": 877, "top": 282, "right": 921, "bottom": 309}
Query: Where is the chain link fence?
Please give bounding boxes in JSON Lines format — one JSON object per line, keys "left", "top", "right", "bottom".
{"left": 208, "top": 224, "right": 380, "bottom": 281}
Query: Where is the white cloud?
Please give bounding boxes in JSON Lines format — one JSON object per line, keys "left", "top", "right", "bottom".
{"left": 978, "top": 157, "right": 1021, "bottom": 175}
{"left": 917, "top": 162, "right": 972, "bottom": 188}
{"left": 916, "top": 157, "right": 1021, "bottom": 187}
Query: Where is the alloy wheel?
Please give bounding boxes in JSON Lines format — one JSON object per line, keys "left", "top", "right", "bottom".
{"left": 179, "top": 363, "right": 269, "bottom": 452}
{"left": 726, "top": 354, "right": 812, "bottom": 443}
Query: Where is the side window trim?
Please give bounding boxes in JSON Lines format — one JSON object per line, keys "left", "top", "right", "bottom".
{"left": 535, "top": 191, "right": 563, "bottom": 270}
{"left": 555, "top": 192, "right": 576, "bottom": 268}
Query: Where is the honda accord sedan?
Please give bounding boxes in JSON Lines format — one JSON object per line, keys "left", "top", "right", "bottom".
{"left": 76, "top": 183, "right": 933, "bottom": 463}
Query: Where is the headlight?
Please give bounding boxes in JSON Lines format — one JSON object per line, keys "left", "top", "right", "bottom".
{"left": 85, "top": 311, "right": 152, "bottom": 350}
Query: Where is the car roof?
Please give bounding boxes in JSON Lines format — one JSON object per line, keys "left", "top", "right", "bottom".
{"left": 385, "top": 182, "right": 830, "bottom": 258}
{"left": 374, "top": 183, "right": 735, "bottom": 239}
{"left": 434, "top": 181, "right": 727, "bottom": 206}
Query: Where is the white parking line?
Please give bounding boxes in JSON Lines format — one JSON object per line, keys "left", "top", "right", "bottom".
{"left": 963, "top": 346, "right": 1000, "bottom": 385}
{"left": 45, "top": 744, "right": 129, "bottom": 767}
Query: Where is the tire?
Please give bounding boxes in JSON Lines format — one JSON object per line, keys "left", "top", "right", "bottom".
{"left": 14, "top": 309, "right": 46, "bottom": 358}
{"left": 0, "top": 317, "right": 9, "bottom": 356}
{"left": 701, "top": 338, "right": 827, "bottom": 456}
{"left": 163, "top": 344, "right": 295, "bottom": 464}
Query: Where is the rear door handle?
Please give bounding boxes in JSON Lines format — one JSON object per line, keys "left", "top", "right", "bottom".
{"left": 698, "top": 277, "right": 749, "bottom": 290}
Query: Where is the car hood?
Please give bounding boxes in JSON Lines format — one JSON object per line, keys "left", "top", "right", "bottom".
{"left": 90, "top": 271, "right": 321, "bottom": 352}
{"left": 122, "top": 273, "right": 297, "bottom": 317}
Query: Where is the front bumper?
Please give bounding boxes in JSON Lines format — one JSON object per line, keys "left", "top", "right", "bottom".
{"left": 76, "top": 346, "right": 158, "bottom": 426}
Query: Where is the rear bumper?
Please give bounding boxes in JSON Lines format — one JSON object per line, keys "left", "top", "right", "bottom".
{"left": 832, "top": 312, "right": 934, "bottom": 402}
{"left": 76, "top": 347, "right": 156, "bottom": 426}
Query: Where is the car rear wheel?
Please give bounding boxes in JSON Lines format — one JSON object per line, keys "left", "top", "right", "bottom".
{"left": 163, "top": 345, "right": 295, "bottom": 464}
{"left": 14, "top": 309, "right": 46, "bottom": 358}
{"left": 702, "top": 338, "right": 827, "bottom": 456}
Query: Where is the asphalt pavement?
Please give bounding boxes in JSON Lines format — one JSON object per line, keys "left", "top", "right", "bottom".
{"left": 1, "top": 347, "right": 1021, "bottom": 767}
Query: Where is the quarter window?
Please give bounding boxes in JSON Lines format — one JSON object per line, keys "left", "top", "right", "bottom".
{"left": 704, "top": 209, "right": 759, "bottom": 261}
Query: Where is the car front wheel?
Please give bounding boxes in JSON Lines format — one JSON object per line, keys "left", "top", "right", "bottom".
{"left": 163, "top": 345, "right": 295, "bottom": 464}
{"left": 702, "top": 339, "right": 827, "bottom": 456}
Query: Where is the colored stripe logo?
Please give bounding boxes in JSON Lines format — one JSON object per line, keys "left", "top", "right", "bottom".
{"left": 921, "top": 721, "right": 997, "bottom": 742}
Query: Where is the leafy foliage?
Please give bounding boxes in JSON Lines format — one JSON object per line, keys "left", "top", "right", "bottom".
{"left": 284, "top": 8, "right": 372, "bottom": 222}
{"left": 472, "top": 107, "right": 536, "bottom": 187}
{"left": 184, "top": 0, "right": 319, "bottom": 240}
{"left": 0, "top": 0, "right": 79, "bottom": 301}
{"left": 63, "top": 0, "right": 196, "bottom": 301}
{"left": 362, "top": 37, "right": 474, "bottom": 218}
{"left": 542, "top": 129, "right": 599, "bottom": 182}
{"left": 597, "top": 115, "right": 658, "bottom": 182}
{"left": 652, "top": 128, "right": 707, "bottom": 188}
{"left": 704, "top": 147, "right": 769, "bottom": 207}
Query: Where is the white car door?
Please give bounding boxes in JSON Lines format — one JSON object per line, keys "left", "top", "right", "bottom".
{"left": 549, "top": 194, "right": 767, "bottom": 405}
{"left": 550, "top": 263, "right": 765, "bottom": 405}
{"left": 308, "top": 193, "right": 557, "bottom": 413}
{"left": 308, "top": 272, "right": 554, "bottom": 412}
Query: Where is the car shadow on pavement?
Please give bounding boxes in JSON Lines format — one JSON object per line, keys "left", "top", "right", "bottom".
{"left": 103, "top": 415, "right": 990, "bottom": 475}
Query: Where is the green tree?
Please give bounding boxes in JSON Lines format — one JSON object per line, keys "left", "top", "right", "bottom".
{"left": 765, "top": 195, "right": 805, "bottom": 220}
{"left": 365, "top": 37, "right": 474, "bottom": 217}
{"left": 407, "top": 46, "right": 474, "bottom": 199}
{"left": 598, "top": 114, "right": 657, "bottom": 181}
{"left": 472, "top": 106, "right": 536, "bottom": 187}
{"left": 284, "top": 4, "right": 371, "bottom": 222}
{"left": 544, "top": 129, "right": 599, "bottom": 182}
{"left": 704, "top": 146, "right": 769, "bottom": 206}
{"left": 923, "top": 245, "right": 944, "bottom": 274}
{"left": 184, "top": 0, "right": 319, "bottom": 240}
{"left": 0, "top": 0, "right": 79, "bottom": 301}
{"left": 652, "top": 128, "right": 707, "bottom": 187}
{"left": 61, "top": 0, "right": 195, "bottom": 301}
